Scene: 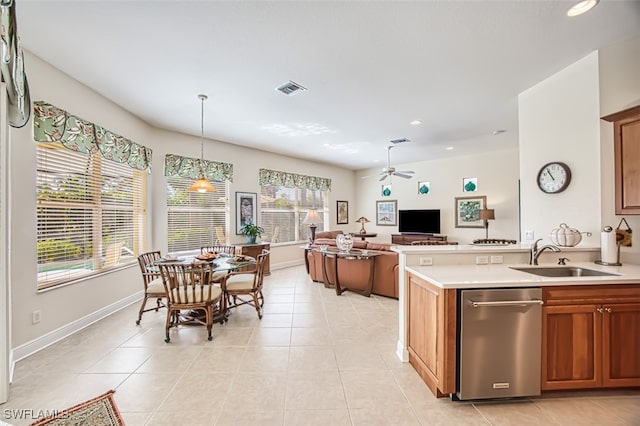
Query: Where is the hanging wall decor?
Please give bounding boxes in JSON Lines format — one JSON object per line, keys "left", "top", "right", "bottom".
{"left": 462, "top": 177, "right": 478, "bottom": 192}
{"left": 418, "top": 181, "right": 430, "bottom": 195}
{"left": 381, "top": 184, "right": 392, "bottom": 197}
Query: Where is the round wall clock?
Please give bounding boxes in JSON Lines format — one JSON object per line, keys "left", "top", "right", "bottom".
{"left": 536, "top": 161, "right": 572, "bottom": 194}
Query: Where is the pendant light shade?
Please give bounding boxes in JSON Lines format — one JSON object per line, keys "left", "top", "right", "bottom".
{"left": 187, "top": 94, "right": 216, "bottom": 193}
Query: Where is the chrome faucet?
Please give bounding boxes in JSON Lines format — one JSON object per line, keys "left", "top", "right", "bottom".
{"left": 529, "top": 239, "right": 561, "bottom": 265}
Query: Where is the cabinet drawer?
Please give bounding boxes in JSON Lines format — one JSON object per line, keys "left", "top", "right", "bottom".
{"left": 543, "top": 285, "right": 640, "bottom": 306}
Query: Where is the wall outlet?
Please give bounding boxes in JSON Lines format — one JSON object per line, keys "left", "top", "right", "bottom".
{"left": 32, "top": 310, "right": 41, "bottom": 324}
{"left": 419, "top": 257, "right": 433, "bottom": 266}
{"left": 476, "top": 256, "right": 489, "bottom": 265}
{"left": 491, "top": 255, "right": 504, "bottom": 264}
{"left": 524, "top": 230, "right": 535, "bottom": 241}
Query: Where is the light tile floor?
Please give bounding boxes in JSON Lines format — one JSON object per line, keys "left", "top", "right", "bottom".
{"left": 3, "top": 265, "right": 639, "bottom": 425}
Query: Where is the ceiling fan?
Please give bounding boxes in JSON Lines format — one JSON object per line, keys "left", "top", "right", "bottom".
{"left": 365, "top": 145, "right": 415, "bottom": 181}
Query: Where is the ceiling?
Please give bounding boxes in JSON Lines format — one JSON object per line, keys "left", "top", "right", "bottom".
{"left": 16, "top": 1, "right": 640, "bottom": 171}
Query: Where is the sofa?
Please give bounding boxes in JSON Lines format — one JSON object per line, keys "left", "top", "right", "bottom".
{"left": 305, "top": 231, "right": 399, "bottom": 298}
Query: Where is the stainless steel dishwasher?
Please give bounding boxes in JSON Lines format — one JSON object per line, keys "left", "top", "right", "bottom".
{"left": 457, "top": 287, "right": 543, "bottom": 400}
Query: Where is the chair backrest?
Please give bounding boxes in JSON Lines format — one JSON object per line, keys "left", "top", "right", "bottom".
{"left": 253, "top": 250, "right": 270, "bottom": 290}
{"left": 201, "top": 245, "right": 236, "bottom": 255}
{"left": 215, "top": 227, "right": 226, "bottom": 244}
{"left": 271, "top": 226, "right": 280, "bottom": 243}
{"left": 105, "top": 241, "right": 125, "bottom": 266}
{"left": 137, "top": 251, "right": 162, "bottom": 286}
{"left": 158, "top": 262, "right": 216, "bottom": 306}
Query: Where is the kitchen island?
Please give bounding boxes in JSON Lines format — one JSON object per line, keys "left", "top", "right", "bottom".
{"left": 392, "top": 244, "right": 640, "bottom": 398}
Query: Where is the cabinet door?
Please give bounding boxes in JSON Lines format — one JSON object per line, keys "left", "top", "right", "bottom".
{"left": 542, "top": 304, "right": 602, "bottom": 390}
{"left": 603, "top": 105, "right": 640, "bottom": 214}
{"left": 602, "top": 303, "right": 640, "bottom": 387}
{"left": 407, "top": 275, "right": 456, "bottom": 396}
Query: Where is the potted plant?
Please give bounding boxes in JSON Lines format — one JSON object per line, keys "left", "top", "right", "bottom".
{"left": 240, "top": 223, "right": 264, "bottom": 244}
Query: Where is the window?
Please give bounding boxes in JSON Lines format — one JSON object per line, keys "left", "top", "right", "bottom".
{"left": 36, "top": 143, "right": 146, "bottom": 289}
{"left": 260, "top": 186, "right": 327, "bottom": 243}
{"left": 166, "top": 177, "right": 228, "bottom": 253}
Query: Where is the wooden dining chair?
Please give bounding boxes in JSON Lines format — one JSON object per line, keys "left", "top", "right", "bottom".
{"left": 136, "top": 251, "right": 167, "bottom": 325}
{"left": 200, "top": 245, "right": 236, "bottom": 255}
{"left": 222, "top": 250, "right": 269, "bottom": 319}
{"left": 158, "top": 262, "right": 224, "bottom": 342}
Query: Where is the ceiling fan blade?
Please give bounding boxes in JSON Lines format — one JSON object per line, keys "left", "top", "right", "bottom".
{"left": 393, "top": 172, "right": 413, "bottom": 179}
{"left": 379, "top": 174, "right": 389, "bottom": 182}
{"left": 395, "top": 170, "right": 415, "bottom": 174}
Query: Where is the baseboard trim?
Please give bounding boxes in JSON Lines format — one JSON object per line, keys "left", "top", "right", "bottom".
{"left": 10, "top": 291, "right": 142, "bottom": 381}
{"left": 271, "top": 259, "right": 304, "bottom": 270}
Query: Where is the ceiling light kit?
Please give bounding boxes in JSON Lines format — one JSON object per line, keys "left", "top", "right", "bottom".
{"left": 410, "top": 120, "right": 422, "bottom": 126}
{"left": 567, "top": 0, "right": 599, "bottom": 17}
{"left": 187, "top": 94, "right": 217, "bottom": 193}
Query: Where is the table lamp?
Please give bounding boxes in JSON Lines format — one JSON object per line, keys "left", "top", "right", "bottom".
{"left": 302, "top": 209, "right": 322, "bottom": 242}
{"left": 479, "top": 208, "right": 495, "bottom": 239}
{"left": 356, "top": 216, "right": 370, "bottom": 234}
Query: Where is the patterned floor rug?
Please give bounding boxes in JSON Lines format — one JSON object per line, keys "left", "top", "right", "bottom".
{"left": 30, "top": 390, "right": 124, "bottom": 426}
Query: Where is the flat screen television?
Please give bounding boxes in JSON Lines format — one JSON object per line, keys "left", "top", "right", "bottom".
{"left": 398, "top": 209, "right": 441, "bottom": 234}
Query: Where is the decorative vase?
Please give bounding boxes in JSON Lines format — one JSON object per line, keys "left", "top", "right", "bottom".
{"left": 336, "top": 233, "right": 353, "bottom": 252}
{"left": 247, "top": 236, "right": 257, "bottom": 244}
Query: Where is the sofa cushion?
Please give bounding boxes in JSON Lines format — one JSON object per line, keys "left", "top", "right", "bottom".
{"left": 366, "top": 242, "right": 393, "bottom": 252}
{"left": 315, "top": 230, "right": 343, "bottom": 239}
{"left": 314, "top": 237, "right": 338, "bottom": 246}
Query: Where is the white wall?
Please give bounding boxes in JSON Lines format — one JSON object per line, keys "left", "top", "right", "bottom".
{"left": 518, "top": 52, "right": 601, "bottom": 246}
{"left": 9, "top": 51, "right": 355, "bottom": 350}
{"left": 598, "top": 37, "right": 640, "bottom": 263}
{"left": 355, "top": 147, "right": 521, "bottom": 244}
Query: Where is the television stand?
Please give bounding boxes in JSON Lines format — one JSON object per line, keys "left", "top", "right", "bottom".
{"left": 391, "top": 233, "right": 447, "bottom": 245}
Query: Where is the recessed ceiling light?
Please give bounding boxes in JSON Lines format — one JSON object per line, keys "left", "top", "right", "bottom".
{"left": 410, "top": 120, "right": 422, "bottom": 126}
{"left": 445, "top": 146, "right": 454, "bottom": 151}
{"left": 492, "top": 129, "right": 507, "bottom": 135}
{"left": 567, "top": 0, "right": 599, "bottom": 17}
{"left": 275, "top": 80, "right": 307, "bottom": 95}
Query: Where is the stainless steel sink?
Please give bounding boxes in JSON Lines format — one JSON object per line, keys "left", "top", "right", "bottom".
{"left": 510, "top": 266, "right": 619, "bottom": 277}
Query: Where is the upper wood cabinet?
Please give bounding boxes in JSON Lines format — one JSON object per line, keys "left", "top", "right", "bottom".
{"left": 603, "top": 105, "right": 640, "bottom": 214}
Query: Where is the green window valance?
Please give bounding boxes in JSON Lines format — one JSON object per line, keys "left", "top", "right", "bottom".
{"left": 164, "top": 154, "right": 233, "bottom": 182}
{"left": 33, "top": 101, "right": 153, "bottom": 172}
{"left": 259, "top": 168, "right": 331, "bottom": 191}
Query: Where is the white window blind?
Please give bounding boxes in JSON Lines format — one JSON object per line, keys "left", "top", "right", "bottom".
{"left": 36, "top": 143, "right": 146, "bottom": 289}
{"left": 166, "top": 177, "right": 228, "bottom": 253}
{"left": 260, "top": 185, "right": 327, "bottom": 244}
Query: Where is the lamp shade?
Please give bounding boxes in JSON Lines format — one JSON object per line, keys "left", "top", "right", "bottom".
{"left": 479, "top": 209, "right": 495, "bottom": 220}
{"left": 187, "top": 176, "right": 217, "bottom": 193}
{"left": 356, "top": 216, "right": 370, "bottom": 224}
{"left": 303, "top": 209, "right": 322, "bottom": 225}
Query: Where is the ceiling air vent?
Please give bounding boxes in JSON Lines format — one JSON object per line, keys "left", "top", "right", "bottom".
{"left": 276, "top": 80, "right": 307, "bottom": 96}
{"left": 390, "top": 138, "right": 410, "bottom": 145}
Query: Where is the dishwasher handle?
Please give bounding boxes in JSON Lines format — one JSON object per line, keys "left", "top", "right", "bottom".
{"left": 467, "top": 299, "right": 544, "bottom": 308}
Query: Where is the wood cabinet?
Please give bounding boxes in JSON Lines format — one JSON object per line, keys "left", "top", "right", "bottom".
{"left": 542, "top": 285, "right": 640, "bottom": 390}
{"left": 392, "top": 234, "right": 448, "bottom": 245}
{"left": 237, "top": 242, "right": 270, "bottom": 274}
{"left": 603, "top": 105, "right": 640, "bottom": 214}
{"left": 407, "top": 273, "right": 456, "bottom": 397}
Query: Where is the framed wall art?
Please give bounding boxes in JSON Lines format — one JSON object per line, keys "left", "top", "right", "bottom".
{"left": 463, "top": 177, "right": 478, "bottom": 192}
{"left": 376, "top": 200, "right": 397, "bottom": 226}
{"left": 236, "top": 192, "right": 257, "bottom": 234}
{"left": 455, "top": 195, "right": 486, "bottom": 228}
{"left": 337, "top": 200, "right": 349, "bottom": 224}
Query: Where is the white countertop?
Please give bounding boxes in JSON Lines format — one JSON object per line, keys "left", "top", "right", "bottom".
{"left": 406, "top": 262, "right": 640, "bottom": 289}
{"left": 392, "top": 243, "right": 599, "bottom": 254}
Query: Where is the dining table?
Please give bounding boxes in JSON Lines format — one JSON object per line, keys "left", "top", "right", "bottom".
{"left": 149, "top": 253, "right": 256, "bottom": 323}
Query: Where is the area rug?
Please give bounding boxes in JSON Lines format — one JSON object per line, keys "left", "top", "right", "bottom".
{"left": 30, "top": 390, "right": 124, "bottom": 426}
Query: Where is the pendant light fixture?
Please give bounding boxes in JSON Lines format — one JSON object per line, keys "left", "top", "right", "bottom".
{"left": 187, "top": 94, "right": 216, "bottom": 193}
